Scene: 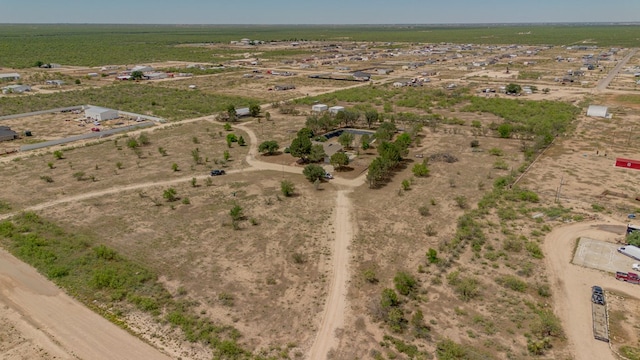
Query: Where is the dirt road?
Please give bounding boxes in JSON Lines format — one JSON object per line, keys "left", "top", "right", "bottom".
{"left": 0, "top": 248, "right": 172, "bottom": 360}
{"left": 544, "top": 221, "right": 640, "bottom": 360}
{"left": 307, "top": 190, "right": 354, "bottom": 359}
{"left": 595, "top": 48, "right": 638, "bottom": 91}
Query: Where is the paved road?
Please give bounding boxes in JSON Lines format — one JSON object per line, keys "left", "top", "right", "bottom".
{"left": 596, "top": 48, "right": 638, "bottom": 91}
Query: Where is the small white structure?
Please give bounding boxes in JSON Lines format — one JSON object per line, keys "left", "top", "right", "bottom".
{"left": 145, "top": 72, "right": 168, "bottom": 80}
{"left": 2, "top": 84, "right": 31, "bottom": 94}
{"left": 236, "top": 107, "right": 251, "bottom": 117}
{"left": 312, "top": 104, "right": 328, "bottom": 113}
{"left": 329, "top": 106, "right": 345, "bottom": 115}
{"left": 586, "top": 105, "right": 610, "bottom": 118}
{"left": 130, "top": 65, "right": 153, "bottom": 73}
{"left": 0, "top": 73, "right": 20, "bottom": 81}
{"left": 85, "top": 106, "right": 118, "bottom": 121}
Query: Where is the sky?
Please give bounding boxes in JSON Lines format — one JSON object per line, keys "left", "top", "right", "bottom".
{"left": 1, "top": 0, "right": 639, "bottom": 24}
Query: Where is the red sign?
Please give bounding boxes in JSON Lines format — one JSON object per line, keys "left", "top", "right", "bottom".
{"left": 615, "top": 158, "right": 640, "bottom": 170}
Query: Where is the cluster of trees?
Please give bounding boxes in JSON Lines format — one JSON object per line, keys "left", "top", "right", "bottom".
{"left": 289, "top": 128, "right": 326, "bottom": 163}
{"left": 366, "top": 123, "right": 413, "bottom": 188}
{"left": 304, "top": 108, "right": 380, "bottom": 134}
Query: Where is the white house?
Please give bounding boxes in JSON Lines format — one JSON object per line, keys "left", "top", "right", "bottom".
{"left": 586, "top": 105, "right": 610, "bottom": 118}
{"left": 329, "top": 106, "right": 345, "bottom": 115}
{"left": 312, "top": 104, "right": 328, "bottom": 113}
{"left": 85, "top": 106, "right": 118, "bottom": 121}
{"left": 236, "top": 107, "right": 251, "bottom": 117}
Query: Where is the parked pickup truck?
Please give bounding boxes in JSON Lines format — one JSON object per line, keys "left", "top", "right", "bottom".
{"left": 616, "top": 271, "right": 640, "bottom": 284}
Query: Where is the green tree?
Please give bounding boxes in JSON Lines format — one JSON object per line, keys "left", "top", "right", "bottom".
{"left": 226, "top": 104, "right": 237, "bottom": 121}
{"left": 163, "top": 188, "right": 177, "bottom": 202}
{"left": 280, "top": 180, "right": 295, "bottom": 197}
{"left": 365, "top": 109, "right": 379, "bottom": 128}
{"left": 226, "top": 133, "right": 238, "bottom": 144}
{"left": 131, "top": 70, "right": 144, "bottom": 80}
{"left": 303, "top": 164, "right": 326, "bottom": 182}
{"left": 330, "top": 152, "right": 349, "bottom": 170}
{"left": 338, "top": 132, "right": 354, "bottom": 149}
{"left": 361, "top": 134, "right": 370, "bottom": 150}
{"left": 258, "top": 140, "right": 279, "bottom": 155}
{"left": 375, "top": 121, "right": 396, "bottom": 141}
{"left": 53, "top": 150, "right": 64, "bottom": 160}
{"left": 505, "top": 83, "right": 522, "bottom": 95}
{"left": 265, "top": 111, "right": 271, "bottom": 121}
{"left": 171, "top": 163, "right": 179, "bottom": 172}
{"left": 249, "top": 103, "right": 261, "bottom": 117}
{"left": 289, "top": 135, "right": 312, "bottom": 161}
{"left": 237, "top": 136, "right": 246, "bottom": 146}
{"left": 308, "top": 144, "right": 327, "bottom": 163}
{"left": 223, "top": 123, "right": 232, "bottom": 131}
{"left": 223, "top": 150, "right": 230, "bottom": 161}
{"left": 342, "top": 109, "right": 360, "bottom": 127}
{"left": 394, "top": 271, "right": 418, "bottom": 296}
{"left": 296, "top": 127, "right": 314, "bottom": 139}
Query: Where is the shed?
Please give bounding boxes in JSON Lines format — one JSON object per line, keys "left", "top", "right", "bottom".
{"left": 0, "top": 126, "right": 19, "bottom": 142}
{"left": 130, "top": 65, "right": 154, "bottom": 73}
{"left": 0, "top": 73, "right": 20, "bottom": 81}
{"left": 587, "top": 105, "right": 610, "bottom": 118}
{"left": 2, "top": 84, "right": 31, "bottom": 94}
{"left": 275, "top": 84, "right": 295, "bottom": 91}
{"left": 329, "top": 106, "right": 345, "bottom": 115}
{"left": 312, "top": 104, "right": 328, "bottom": 113}
{"left": 85, "top": 106, "right": 118, "bottom": 121}
{"left": 236, "top": 107, "right": 251, "bottom": 117}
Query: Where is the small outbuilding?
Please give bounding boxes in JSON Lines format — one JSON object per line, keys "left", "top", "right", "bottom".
{"left": 85, "top": 106, "right": 118, "bottom": 121}
{"left": 587, "top": 105, "right": 610, "bottom": 118}
{"left": 275, "top": 84, "right": 296, "bottom": 91}
{"left": 312, "top": 104, "right": 328, "bottom": 113}
{"left": 2, "top": 84, "right": 31, "bottom": 94}
{"left": 329, "top": 106, "right": 345, "bottom": 115}
{"left": 0, "top": 126, "right": 19, "bottom": 142}
{"left": 0, "top": 73, "right": 20, "bottom": 81}
{"left": 236, "top": 107, "right": 251, "bottom": 117}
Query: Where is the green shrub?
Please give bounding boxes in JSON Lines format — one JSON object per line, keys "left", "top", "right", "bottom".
{"left": 526, "top": 241, "right": 544, "bottom": 259}
{"left": 497, "top": 275, "right": 528, "bottom": 292}
{"left": 394, "top": 271, "right": 417, "bottom": 296}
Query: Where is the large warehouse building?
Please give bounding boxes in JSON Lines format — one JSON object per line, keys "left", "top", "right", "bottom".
{"left": 85, "top": 106, "right": 119, "bottom": 121}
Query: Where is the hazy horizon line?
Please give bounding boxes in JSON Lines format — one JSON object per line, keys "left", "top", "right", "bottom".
{"left": 1, "top": 21, "right": 640, "bottom": 26}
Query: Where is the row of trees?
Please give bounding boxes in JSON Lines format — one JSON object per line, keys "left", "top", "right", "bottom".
{"left": 304, "top": 108, "right": 380, "bottom": 134}
{"left": 366, "top": 126, "right": 414, "bottom": 188}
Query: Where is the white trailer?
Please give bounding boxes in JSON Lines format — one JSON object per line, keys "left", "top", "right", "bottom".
{"left": 618, "top": 245, "right": 640, "bottom": 261}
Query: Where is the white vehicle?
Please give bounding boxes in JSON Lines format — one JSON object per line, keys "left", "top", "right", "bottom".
{"left": 633, "top": 263, "right": 640, "bottom": 271}
{"left": 618, "top": 245, "right": 640, "bottom": 261}
{"left": 324, "top": 172, "right": 333, "bottom": 179}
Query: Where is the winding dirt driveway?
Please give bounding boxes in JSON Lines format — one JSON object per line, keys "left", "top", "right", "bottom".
{"left": 544, "top": 220, "right": 640, "bottom": 360}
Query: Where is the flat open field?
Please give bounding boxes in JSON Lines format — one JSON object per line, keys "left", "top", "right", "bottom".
{"left": 1, "top": 26, "right": 640, "bottom": 360}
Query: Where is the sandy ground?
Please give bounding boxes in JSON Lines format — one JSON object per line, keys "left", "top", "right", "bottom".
{"left": 544, "top": 218, "right": 640, "bottom": 360}
{"left": 0, "top": 248, "right": 172, "bottom": 360}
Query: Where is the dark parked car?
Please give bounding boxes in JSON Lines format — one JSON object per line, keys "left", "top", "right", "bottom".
{"left": 591, "top": 285, "right": 605, "bottom": 305}
{"left": 210, "top": 169, "right": 225, "bottom": 176}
